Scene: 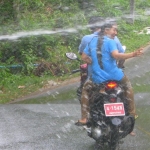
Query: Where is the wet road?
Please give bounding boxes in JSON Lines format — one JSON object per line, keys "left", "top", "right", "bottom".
{"left": 1, "top": 45, "right": 150, "bottom": 150}
{"left": 0, "top": 103, "right": 150, "bottom": 150}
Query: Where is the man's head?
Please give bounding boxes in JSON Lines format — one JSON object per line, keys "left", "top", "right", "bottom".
{"left": 101, "top": 21, "right": 118, "bottom": 39}
{"left": 88, "top": 16, "right": 104, "bottom": 33}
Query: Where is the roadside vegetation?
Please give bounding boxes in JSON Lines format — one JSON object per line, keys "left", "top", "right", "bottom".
{"left": 0, "top": 0, "right": 150, "bottom": 103}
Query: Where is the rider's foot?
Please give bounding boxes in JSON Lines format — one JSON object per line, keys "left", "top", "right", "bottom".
{"left": 75, "top": 118, "right": 87, "bottom": 126}
{"left": 78, "top": 118, "right": 87, "bottom": 124}
{"left": 130, "top": 131, "right": 136, "bottom": 136}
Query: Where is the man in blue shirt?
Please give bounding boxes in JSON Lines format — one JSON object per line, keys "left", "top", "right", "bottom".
{"left": 79, "top": 16, "right": 104, "bottom": 54}
{"left": 83, "top": 23, "right": 142, "bottom": 84}
{"left": 78, "top": 20, "right": 125, "bottom": 79}
{"left": 78, "top": 17, "right": 103, "bottom": 79}
{"left": 81, "top": 22, "right": 143, "bottom": 135}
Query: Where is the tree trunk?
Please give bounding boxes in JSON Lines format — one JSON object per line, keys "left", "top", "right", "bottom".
{"left": 13, "top": 0, "right": 20, "bottom": 22}
{"left": 130, "top": 0, "right": 135, "bottom": 23}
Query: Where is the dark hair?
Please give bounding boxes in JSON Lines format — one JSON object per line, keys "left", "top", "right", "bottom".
{"left": 88, "top": 16, "right": 104, "bottom": 31}
{"left": 100, "top": 21, "right": 117, "bottom": 34}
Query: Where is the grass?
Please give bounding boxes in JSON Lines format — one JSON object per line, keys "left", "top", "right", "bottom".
{"left": 13, "top": 88, "right": 77, "bottom": 104}
{"left": 1, "top": 0, "right": 150, "bottom": 103}
{"left": 0, "top": 73, "right": 79, "bottom": 104}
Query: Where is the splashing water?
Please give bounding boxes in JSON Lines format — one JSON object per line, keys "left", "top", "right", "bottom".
{"left": 0, "top": 28, "right": 78, "bottom": 40}
{"left": 0, "top": 16, "right": 136, "bottom": 41}
{"left": 0, "top": 14, "right": 148, "bottom": 42}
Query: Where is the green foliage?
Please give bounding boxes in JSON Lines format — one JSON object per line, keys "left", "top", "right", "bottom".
{"left": 1, "top": 0, "right": 150, "bottom": 73}
{"left": 1, "top": 0, "right": 150, "bottom": 75}
{"left": 118, "top": 18, "right": 150, "bottom": 51}
{"left": 16, "top": 0, "right": 44, "bottom": 11}
{"left": 0, "top": 0, "right": 14, "bottom": 22}
{"left": 136, "top": 0, "right": 150, "bottom": 9}
{"left": 1, "top": 0, "right": 150, "bottom": 103}
{"left": 93, "top": 0, "right": 129, "bottom": 17}
{"left": 0, "top": 72, "right": 46, "bottom": 103}
{"left": 0, "top": 68, "right": 11, "bottom": 87}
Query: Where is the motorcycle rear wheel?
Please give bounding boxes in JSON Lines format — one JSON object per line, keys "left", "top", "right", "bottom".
{"left": 109, "top": 127, "right": 120, "bottom": 150}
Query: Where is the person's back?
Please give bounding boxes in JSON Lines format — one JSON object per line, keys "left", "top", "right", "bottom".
{"left": 83, "top": 36, "right": 111, "bottom": 84}
{"left": 81, "top": 20, "right": 126, "bottom": 82}
{"left": 79, "top": 32, "right": 99, "bottom": 79}
{"left": 79, "top": 32, "right": 99, "bottom": 54}
{"left": 101, "top": 36, "right": 124, "bottom": 80}
{"left": 78, "top": 16, "right": 104, "bottom": 79}
{"left": 83, "top": 24, "right": 126, "bottom": 83}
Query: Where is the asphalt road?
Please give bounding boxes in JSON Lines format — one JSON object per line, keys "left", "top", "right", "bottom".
{"left": 1, "top": 45, "right": 150, "bottom": 150}
{"left": 0, "top": 103, "right": 150, "bottom": 150}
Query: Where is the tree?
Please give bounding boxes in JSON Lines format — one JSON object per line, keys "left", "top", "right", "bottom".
{"left": 130, "top": 0, "right": 135, "bottom": 23}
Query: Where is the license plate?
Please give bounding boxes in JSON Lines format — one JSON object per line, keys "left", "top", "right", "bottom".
{"left": 104, "top": 103, "right": 125, "bottom": 116}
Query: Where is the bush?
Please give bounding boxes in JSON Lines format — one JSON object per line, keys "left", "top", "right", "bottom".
{"left": 0, "top": 0, "right": 150, "bottom": 76}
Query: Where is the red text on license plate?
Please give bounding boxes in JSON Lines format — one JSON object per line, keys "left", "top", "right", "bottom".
{"left": 104, "top": 103, "right": 125, "bottom": 116}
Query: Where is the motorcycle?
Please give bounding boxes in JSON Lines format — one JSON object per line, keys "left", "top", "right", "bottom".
{"left": 66, "top": 52, "right": 135, "bottom": 150}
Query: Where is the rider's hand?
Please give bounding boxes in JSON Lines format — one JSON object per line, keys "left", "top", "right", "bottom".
{"left": 82, "top": 53, "right": 92, "bottom": 64}
{"left": 132, "top": 47, "right": 144, "bottom": 57}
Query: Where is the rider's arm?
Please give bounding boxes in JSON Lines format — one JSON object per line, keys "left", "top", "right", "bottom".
{"left": 112, "top": 49, "right": 143, "bottom": 60}
{"left": 109, "top": 39, "right": 143, "bottom": 60}
{"left": 78, "top": 36, "right": 88, "bottom": 55}
{"left": 81, "top": 52, "right": 92, "bottom": 64}
{"left": 82, "top": 43, "right": 92, "bottom": 64}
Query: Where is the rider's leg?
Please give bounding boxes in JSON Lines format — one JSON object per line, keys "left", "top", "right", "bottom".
{"left": 120, "top": 75, "right": 136, "bottom": 136}
{"left": 79, "top": 80, "right": 93, "bottom": 124}
{"left": 120, "top": 75, "right": 136, "bottom": 116}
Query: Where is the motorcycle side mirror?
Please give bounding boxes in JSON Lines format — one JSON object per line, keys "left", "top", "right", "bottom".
{"left": 65, "top": 52, "right": 78, "bottom": 60}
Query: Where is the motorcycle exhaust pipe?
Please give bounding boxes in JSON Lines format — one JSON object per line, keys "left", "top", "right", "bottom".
{"left": 91, "top": 127, "right": 102, "bottom": 140}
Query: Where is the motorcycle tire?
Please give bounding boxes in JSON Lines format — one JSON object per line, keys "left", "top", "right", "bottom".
{"left": 109, "top": 127, "right": 120, "bottom": 150}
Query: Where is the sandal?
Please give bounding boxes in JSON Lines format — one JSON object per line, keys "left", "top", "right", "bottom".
{"left": 75, "top": 120, "right": 87, "bottom": 126}
{"left": 130, "top": 131, "right": 136, "bottom": 136}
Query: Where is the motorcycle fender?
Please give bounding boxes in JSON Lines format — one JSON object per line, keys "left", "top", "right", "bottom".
{"left": 122, "top": 115, "right": 135, "bottom": 122}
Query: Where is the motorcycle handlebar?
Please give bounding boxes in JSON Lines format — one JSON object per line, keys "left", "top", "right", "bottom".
{"left": 71, "top": 69, "right": 81, "bottom": 74}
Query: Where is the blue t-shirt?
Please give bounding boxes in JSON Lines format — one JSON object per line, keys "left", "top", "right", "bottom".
{"left": 79, "top": 32, "right": 99, "bottom": 53}
{"left": 84, "top": 36, "right": 124, "bottom": 84}
{"left": 114, "top": 36, "right": 125, "bottom": 53}
{"left": 101, "top": 36, "right": 124, "bottom": 81}
{"left": 79, "top": 32, "right": 99, "bottom": 79}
